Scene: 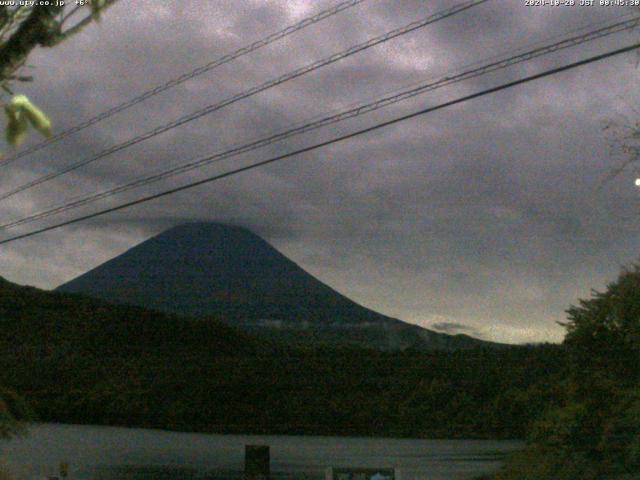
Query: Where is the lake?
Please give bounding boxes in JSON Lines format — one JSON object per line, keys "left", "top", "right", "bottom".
{"left": 0, "top": 424, "right": 522, "bottom": 480}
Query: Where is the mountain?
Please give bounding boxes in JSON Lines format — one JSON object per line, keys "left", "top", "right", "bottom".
{"left": 57, "top": 222, "right": 497, "bottom": 351}
{"left": 0, "top": 274, "right": 262, "bottom": 357}
{"left": 0, "top": 274, "right": 562, "bottom": 438}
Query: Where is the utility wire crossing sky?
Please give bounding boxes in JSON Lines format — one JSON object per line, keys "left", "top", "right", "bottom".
{"left": 1, "top": 41, "right": 637, "bottom": 244}
{"left": 1, "top": 0, "right": 639, "bottom": 344}
{"left": 1, "top": 13, "right": 637, "bottom": 231}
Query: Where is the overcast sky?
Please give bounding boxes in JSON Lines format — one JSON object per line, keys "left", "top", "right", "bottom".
{"left": 0, "top": 0, "right": 639, "bottom": 343}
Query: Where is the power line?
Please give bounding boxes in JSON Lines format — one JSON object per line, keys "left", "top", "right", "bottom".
{"left": 0, "top": 0, "right": 490, "bottom": 202}
{"left": 1, "top": 15, "right": 636, "bottom": 230}
{"left": 1, "top": 41, "right": 637, "bottom": 246}
{"left": 0, "top": 0, "right": 368, "bottom": 168}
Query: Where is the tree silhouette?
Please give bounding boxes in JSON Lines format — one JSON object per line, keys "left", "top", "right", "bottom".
{"left": 0, "top": 1, "right": 118, "bottom": 444}
{"left": 0, "top": 1, "right": 118, "bottom": 146}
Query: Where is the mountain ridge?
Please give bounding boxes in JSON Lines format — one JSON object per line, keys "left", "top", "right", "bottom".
{"left": 0, "top": 272, "right": 560, "bottom": 440}
{"left": 57, "top": 222, "right": 499, "bottom": 351}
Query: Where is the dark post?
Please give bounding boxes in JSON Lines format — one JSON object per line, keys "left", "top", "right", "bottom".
{"left": 245, "top": 445, "right": 270, "bottom": 480}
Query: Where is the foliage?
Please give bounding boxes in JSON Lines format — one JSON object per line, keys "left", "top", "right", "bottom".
{"left": 0, "top": 1, "right": 117, "bottom": 147}
{"left": 4, "top": 94, "right": 50, "bottom": 146}
{"left": 494, "top": 446, "right": 598, "bottom": 480}
{"left": 563, "top": 264, "right": 640, "bottom": 389}
{"left": 495, "top": 263, "right": 640, "bottom": 479}
{"left": 0, "top": 276, "right": 565, "bottom": 440}
{"left": 0, "top": 1, "right": 117, "bottom": 436}
{"left": 3, "top": 263, "right": 637, "bottom": 479}
{"left": 0, "top": 466, "right": 14, "bottom": 480}
{"left": 0, "top": 386, "right": 31, "bottom": 439}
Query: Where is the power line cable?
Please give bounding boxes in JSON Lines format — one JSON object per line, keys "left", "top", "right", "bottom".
{"left": 1, "top": 41, "right": 637, "bottom": 246}
{"left": 0, "top": 0, "right": 368, "bottom": 167}
{"left": 0, "top": 0, "right": 490, "bottom": 202}
{"left": 2, "top": 15, "right": 637, "bottom": 230}
{"left": 257, "top": 9, "right": 639, "bottom": 136}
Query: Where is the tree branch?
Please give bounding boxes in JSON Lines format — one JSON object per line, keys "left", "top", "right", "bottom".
{"left": 0, "top": 1, "right": 119, "bottom": 83}
{"left": 0, "top": 5, "right": 64, "bottom": 82}
{"left": 7, "top": 1, "right": 119, "bottom": 50}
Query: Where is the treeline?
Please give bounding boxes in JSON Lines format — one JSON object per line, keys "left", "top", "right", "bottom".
{"left": 2, "top": 262, "right": 638, "bottom": 479}
{"left": 3, "top": 346, "right": 565, "bottom": 439}
{"left": 0, "top": 276, "right": 565, "bottom": 440}
{"left": 492, "top": 265, "right": 640, "bottom": 479}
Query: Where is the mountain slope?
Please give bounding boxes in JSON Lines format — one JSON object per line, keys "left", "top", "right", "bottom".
{"left": 0, "top": 275, "right": 561, "bottom": 438}
{"left": 0, "top": 274, "right": 262, "bottom": 357}
{"left": 57, "top": 222, "right": 497, "bottom": 350}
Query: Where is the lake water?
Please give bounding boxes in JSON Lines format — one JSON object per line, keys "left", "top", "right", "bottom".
{"left": 0, "top": 424, "right": 522, "bottom": 480}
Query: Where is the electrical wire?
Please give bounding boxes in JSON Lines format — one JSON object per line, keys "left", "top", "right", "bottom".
{"left": 1, "top": 41, "right": 637, "bottom": 246}
{"left": 0, "top": 0, "right": 490, "bottom": 202}
{"left": 0, "top": 0, "right": 368, "bottom": 167}
{"left": 2, "top": 15, "right": 637, "bottom": 230}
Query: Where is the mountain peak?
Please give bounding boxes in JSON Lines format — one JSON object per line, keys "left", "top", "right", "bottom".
{"left": 57, "top": 222, "right": 495, "bottom": 351}
{"left": 160, "top": 221, "right": 256, "bottom": 237}
{"left": 58, "top": 221, "right": 352, "bottom": 318}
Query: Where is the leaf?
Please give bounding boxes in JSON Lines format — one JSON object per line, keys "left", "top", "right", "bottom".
{"left": 8, "top": 94, "right": 51, "bottom": 137}
{"left": 5, "top": 107, "right": 28, "bottom": 147}
{"left": 90, "top": 0, "right": 107, "bottom": 21}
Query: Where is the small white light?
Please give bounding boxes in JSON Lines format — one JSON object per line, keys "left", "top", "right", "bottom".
{"left": 635, "top": 178, "right": 640, "bottom": 187}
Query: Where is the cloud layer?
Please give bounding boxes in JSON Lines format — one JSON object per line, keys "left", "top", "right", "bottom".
{"left": 1, "top": 0, "right": 639, "bottom": 343}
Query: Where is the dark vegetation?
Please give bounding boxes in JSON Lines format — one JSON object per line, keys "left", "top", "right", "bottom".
{"left": 1, "top": 263, "right": 638, "bottom": 479}
{"left": 0, "top": 275, "right": 563, "bottom": 439}
{"left": 493, "top": 264, "right": 640, "bottom": 479}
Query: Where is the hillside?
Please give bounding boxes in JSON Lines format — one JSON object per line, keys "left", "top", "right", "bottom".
{"left": 0, "top": 275, "right": 564, "bottom": 438}
{"left": 0, "top": 274, "right": 262, "bottom": 357}
{"left": 57, "top": 222, "right": 497, "bottom": 351}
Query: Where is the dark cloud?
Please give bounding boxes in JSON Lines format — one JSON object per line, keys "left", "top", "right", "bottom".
{"left": 1, "top": 0, "right": 639, "bottom": 343}
{"left": 431, "top": 321, "right": 485, "bottom": 338}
